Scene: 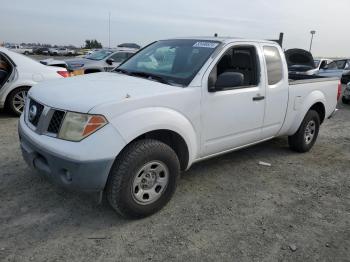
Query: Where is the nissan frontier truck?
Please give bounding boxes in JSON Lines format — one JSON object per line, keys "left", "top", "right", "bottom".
{"left": 19, "top": 37, "right": 340, "bottom": 218}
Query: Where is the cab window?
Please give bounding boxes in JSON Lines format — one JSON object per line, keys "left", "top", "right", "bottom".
{"left": 209, "top": 45, "right": 259, "bottom": 90}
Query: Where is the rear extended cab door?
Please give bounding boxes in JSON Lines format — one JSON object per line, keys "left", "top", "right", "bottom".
{"left": 259, "top": 44, "right": 289, "bottom": 139}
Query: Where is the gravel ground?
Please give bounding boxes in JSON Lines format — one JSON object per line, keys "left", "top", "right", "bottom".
{"left": 0, "top": 98, "right": 349, "bottom": 261}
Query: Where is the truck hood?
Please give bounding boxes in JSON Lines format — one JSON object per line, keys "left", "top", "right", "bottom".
{"left": 285, "top": 49, "right": 315, "bottom": 71}
{"left": 29, "top": 72, "right": 182, "bottom": 113}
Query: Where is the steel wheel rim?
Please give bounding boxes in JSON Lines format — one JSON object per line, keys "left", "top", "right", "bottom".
{"left": 304, "top": 120, "right": 316, "bottom": 144}
{"left": 12, "top": 90, "right": 28, "bottom": 114}
{"left": 131, "top": 161, "right": 169, "bottom": 205}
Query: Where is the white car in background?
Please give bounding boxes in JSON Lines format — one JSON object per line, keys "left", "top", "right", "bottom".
{"left": 0, "top": 47, "right": 69, "bottom": 116}
{"left": 8, "top": 45, "right": 33, "bottom": 55}
{"left": 49, "top": 48, "right": 76, "bottom": 56}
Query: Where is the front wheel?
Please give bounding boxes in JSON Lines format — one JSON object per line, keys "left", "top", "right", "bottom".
{"left": 106, "top": 139, "right": 180, "bottom": 218}
{"left": 6, "top": 87, "right": 29, "bottom": 116}
{"left": 288, "top": 110, "right": 320, "bottom": 153}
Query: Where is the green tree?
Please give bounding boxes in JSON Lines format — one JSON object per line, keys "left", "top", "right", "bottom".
{"left": 85, "top": 39, "right": 102, "bottom": 49}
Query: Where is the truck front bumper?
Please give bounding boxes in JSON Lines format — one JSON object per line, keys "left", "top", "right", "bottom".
{"left": 18, "top": 116, "right": 125, "bottom": 192}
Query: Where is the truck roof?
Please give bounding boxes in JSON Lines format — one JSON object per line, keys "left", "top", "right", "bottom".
{"left": 164, "top": 36, "right": 278, "bottom": 45}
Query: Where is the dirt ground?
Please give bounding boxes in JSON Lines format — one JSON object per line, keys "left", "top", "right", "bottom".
{"left": 0, "top": 98, "right": 349, "bottom": 262}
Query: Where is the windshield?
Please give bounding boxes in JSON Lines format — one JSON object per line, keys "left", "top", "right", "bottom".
{"left": 116, "top": 39, "right": 221, "bottom": 86}
{"left": 86, "top": 50, "right": 113, "bottom": 60}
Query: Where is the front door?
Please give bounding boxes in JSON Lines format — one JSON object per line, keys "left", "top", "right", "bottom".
{"left": 200, "top": 43, "right": 266, "bottom": 157}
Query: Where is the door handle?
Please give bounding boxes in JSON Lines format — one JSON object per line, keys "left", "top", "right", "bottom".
{"left": 253, "top": 95, "right": 265, "bottom": 101}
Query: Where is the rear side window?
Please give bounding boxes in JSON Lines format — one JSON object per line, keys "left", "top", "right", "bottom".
{"left": 263, "top": 46, "right": 283, "bottom": 85}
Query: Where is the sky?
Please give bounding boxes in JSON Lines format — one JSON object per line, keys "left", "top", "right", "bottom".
{"left": 1, "top": 0, "right": 349, "bottom": 57}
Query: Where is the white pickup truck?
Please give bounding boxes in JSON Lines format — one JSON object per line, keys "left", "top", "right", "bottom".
{"left": 18, "top": 37, "right": 340, "bottom": 218}
{"left": 8, "top": 45, "right": 33, "bottom": 55}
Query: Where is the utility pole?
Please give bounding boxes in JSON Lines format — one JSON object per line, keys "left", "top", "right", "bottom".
{"left": 108, "top": 11, "right": 111, "bottom": 48}
{"left": 309, "top": 30, "right": 316, "bottom": 52}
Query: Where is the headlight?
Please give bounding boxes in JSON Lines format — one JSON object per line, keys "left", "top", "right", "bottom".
{"left": 58, "top": 112, "right": 108, "bottom": 142}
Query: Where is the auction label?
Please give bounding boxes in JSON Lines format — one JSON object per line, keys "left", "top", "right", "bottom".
{"left": 193, "top": 42, "right": 219, "bottom": 48}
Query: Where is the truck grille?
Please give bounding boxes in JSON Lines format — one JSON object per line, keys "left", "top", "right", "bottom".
{"left": 28, "top": 99, "right": 44, "bottom": 127}
{"left": 47, "top": 110, "right": 65, "bottom": 134}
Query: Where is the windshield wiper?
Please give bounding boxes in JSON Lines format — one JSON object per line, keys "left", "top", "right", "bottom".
{"left": 116, "top": 69, "right": 171, "bottom": 85}
{"left": 114, "top": 68, "right": 131, "bottom": 75}
{"left": 131, "top": 71, "right": 172, "bottom": 85}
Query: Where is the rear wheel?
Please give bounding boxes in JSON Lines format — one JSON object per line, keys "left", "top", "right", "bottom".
{"left": 106, "top": 139, "right": 180, "bottom": 218}
{"left": 288, "top": 110, "right": 320, "bottom": 153}
{"left": 342, "top": 96, "right": 350, "bottom": 104}
{"left": 6, "top": 87, "right": 29, "bottom": 116}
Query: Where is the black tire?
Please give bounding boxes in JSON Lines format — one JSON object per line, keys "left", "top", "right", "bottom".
{"left": 288, "top": 110, "right": 320, "bottom": 153}
{"left": 341, "top": 77, "right": 349, "bottom": 84}
{"left": 6, "top": 87, "right": 30, "bottom": 116}
{"left": 106, "top": 139, "right": 180, "bottom": 218}
{"left": 24, "top": 51, "right": 29, "bottom": 55}
{"left": 342, "top": 96, "right": 350, "bottom": 104}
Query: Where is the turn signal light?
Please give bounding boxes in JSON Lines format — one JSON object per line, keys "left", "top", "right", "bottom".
{"left": 82, "top": 116, "right": 108, "bottom": 137}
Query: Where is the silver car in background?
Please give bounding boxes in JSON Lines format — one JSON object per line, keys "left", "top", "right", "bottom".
{"left": 318, "top": 59, "right": 350, "bottom": 83}
{"left": 65, "top": 48, "right": 137, "bottom": 74}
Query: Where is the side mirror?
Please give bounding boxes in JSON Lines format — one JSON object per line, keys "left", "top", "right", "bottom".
{"left": 106, "top": 58, "right": 115, "bottom": 65}
{"left": 209, "top": 72, "right": 244, "bottom": 92}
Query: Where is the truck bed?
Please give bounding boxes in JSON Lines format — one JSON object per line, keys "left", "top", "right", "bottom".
{"left": 289, "top": 74, "right": 339, "bottom": 85}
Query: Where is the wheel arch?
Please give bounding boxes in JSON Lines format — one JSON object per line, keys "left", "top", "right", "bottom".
{"left": 309, "top": 102, "right": 326, "bottom": 124}
{"left": 285, "top": 90, "right": 326, "bottom": 136}
{"left": 108, "top": 107, "right": 199, "bottom": 170}
{"left": 120, "top": 129, "right": 190, "bottom": 171}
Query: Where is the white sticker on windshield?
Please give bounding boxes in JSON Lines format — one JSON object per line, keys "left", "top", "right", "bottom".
{"left": 193, "top": 42, "right": 219, "bottom": 48}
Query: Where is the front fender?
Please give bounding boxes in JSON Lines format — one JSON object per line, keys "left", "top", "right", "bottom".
{"left": 286, "top": 90, "right": 326, "bottom": 135}
{"left": 109, "top": 107, "right": 199, "bottom": 168}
